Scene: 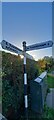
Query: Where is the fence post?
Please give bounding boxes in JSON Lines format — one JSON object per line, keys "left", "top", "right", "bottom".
{"left": 23, "top": 41, "right": 28, "bottom": 120}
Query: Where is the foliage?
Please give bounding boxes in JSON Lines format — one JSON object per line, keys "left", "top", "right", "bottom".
{"left": 2, "top": 51, "right": 54, "bottom": 119}
{"left": 27, "top": 59, "right": 39, "bottom": 81}
{"left": 38, "top": 56, "right": 54, "bottom": 73}
{"left": 47, "top": 75, "right": 54, "bottom": 88}
{"left": 2, "top": 52, "right": 23, "bottom": 118}
{"left": 2, "top": 51, "right": 39, "bottom": 119}
{"left": 20, "top": 105, "right": 54, "bottom": 120}
{"left": 42, "top": 104, "right": 54, "bottom": 119}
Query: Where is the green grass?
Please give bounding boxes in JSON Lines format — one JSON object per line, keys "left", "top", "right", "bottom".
{"left": 47, "top": 74, "right": 54, "bottom": 88}
{"left": 42, "top": 104, "right": 54, "bottom": 119}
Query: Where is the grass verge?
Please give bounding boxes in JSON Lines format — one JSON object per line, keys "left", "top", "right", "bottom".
{"left": 47, "top": 74, "right": 54, "bottom": 88}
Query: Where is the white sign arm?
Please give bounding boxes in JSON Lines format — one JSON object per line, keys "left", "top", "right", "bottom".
{"left": 26, "top": 41, "right": 53, "bottom": 51}
{"left": 1, "top": 40, "right": 33, "bottom": 60}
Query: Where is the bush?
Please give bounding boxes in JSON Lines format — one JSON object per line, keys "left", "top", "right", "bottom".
{"left": 2, "top": 51, "right": 39, "bottom": 119}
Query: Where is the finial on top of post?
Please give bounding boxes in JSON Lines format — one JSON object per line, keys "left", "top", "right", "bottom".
{"left": 23, "top": 41, "right": 26, "bottom": 51}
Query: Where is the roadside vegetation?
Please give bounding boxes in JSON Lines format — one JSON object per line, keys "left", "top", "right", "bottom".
{"left": 47, "top": 75, "right": 54, "bottom": 88}
{"left": 0, "top": 51, "right": 54, "bottom": 119}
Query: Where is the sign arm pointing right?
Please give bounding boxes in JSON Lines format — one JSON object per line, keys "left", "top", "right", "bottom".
{"left": 26, "top": 41, "right": 53, "bottom": 51}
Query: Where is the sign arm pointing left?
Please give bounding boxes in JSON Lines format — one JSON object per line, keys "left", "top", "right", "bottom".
{"left": 1, "top": 40, "right": 33, "bottom": 60}
{"left": 1, "top": 40, "right": 23, "bottom": 54}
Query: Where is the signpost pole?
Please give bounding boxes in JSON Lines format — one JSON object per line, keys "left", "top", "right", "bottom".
{"left": 23, "top": 41, "right": 28, "bottom": 120}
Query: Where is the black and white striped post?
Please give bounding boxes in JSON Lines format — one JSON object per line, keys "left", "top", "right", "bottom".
{"left": 23, "top": 41, "right": 28, "bottom": 120}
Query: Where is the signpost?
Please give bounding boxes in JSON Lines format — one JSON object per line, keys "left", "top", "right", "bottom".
{"left": 26, "top": 41, "right": 53, "bottom": 51}
{"left": 1, "top": 39, "right": 53, "bottom": 120}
